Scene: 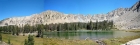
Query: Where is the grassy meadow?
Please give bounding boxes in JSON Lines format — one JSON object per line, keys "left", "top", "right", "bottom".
{"left": 1, "top": 30, "right": 140, "bottom": 45}
{"left": 102, "top": 31, "right": 140, "bottom": 45}
{"left": 2, "top": 34, "right": 98, "bottom": 45}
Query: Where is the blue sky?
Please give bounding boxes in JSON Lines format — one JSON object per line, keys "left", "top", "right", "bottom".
{"left": 0, "top": 0, "right": 45, "bottom": 20}
{"left": 0, "top": 0, "right": 138, "bottom": 20}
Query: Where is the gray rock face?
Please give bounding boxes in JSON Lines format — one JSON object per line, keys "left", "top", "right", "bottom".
{"left": 114, "top": 1, "right": 140, "bottom": 30}
{"left": 0, "top": 10, "right": 116, "bottom": 26}
{"left": 0, "top": 1, "right": 140, "bottom": 30}
{"left": 122, "top": 38, "right": 140, "bottom": 45}
{"left": 130, "top": 1, "right": 140, "bottom": 12}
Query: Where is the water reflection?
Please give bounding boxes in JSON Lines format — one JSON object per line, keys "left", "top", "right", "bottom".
{"left": 44, "top": 31, "right": 139, "bottom": 40}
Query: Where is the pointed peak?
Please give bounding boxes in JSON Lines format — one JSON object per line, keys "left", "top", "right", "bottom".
{"left": 130, "top": 1, "right": 140, "bottom": 12}
{"left": 46, "top": 10, "right": 58, "bottom": 13}
{"left": 41, "top": 10, "right": 63, "bottom": 14}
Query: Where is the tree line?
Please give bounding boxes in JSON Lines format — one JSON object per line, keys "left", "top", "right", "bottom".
{"left": 0, "top": 20, "right": 113, "bottom": 45}
{"left": 0, "top": 20, "right": 114, "bottom": 36}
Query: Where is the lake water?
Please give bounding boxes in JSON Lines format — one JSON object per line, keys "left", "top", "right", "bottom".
{"left": 43, "top": 30, "right": 140, "bottom": 40}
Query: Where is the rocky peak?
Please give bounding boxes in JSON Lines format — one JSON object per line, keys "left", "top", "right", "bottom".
{"left": 41, "top": 10, "right": 63, "bottom": 14}
{"left": 130, "top": 0, "right": 140, "bottom": 12}
{"left": 0, "top": 1, "right": 140, "bottom": 30}
{"left": 45, "top": 10, "right": 59, "bottom": 13}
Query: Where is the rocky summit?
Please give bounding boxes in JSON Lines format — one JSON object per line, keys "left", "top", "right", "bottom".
{"left": 0, "top": 1, "right": 140, "bottom": 30}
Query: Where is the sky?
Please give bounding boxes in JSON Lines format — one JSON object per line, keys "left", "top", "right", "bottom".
{"left": 0, "top": 0, "right": 138, "bottom": 20}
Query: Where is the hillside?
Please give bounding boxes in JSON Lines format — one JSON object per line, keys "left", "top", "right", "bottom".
{"left": 0, "top": 1, "right": 140, "bottom": 30}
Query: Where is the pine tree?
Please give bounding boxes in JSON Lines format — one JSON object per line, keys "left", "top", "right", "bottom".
{"left": 41, "top": 30, "right": 44, "bottom": 38}
{"left": 95, "top": 20, "right": 98, "bottom": 30}
{"left": 110, "top": 21, "right": 114, "bottom": 29}
{"left": 24, "top": 24, "right": 30, "bottom": 33}
{"left": 15, "top": 26, "right": 19, "bottom": 36}
{"left": 57, "top": 24, "right": 61, "bottom": 31}
{"left": 28, "top": 35, "right": 34, "bottom": 45}
{"left": 24, "top": 35, "right": 34, "bottom": 45}
{"left": 8, "top": 38, "right": 10, "bottom": 44}
{"left": 0, "top": 33, "right": 2, "bottom": 41}
{"left": 36, "top": 24, "right": 44, "bottom": 37}
{"left": 24, "top": 39, "right": 28, "bottom": 45}
{"left": 12, "top": 25, "right": 16, "bottom": 35}
{"left": 0, "top": 27, "right": 1, "bottom": 32}
{"left": 75, "top": 24, "right": 78, "bottom": 30}
{"left": 89, "top": 20, "right": 93, "bottom": 30}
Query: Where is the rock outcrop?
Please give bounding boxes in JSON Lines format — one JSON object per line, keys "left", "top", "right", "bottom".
{"left": 122, "top": 38, "right": 140, "bottom": 45}
{"left": 0, "top": 1, "right": 140, "bottom": 30}
{"left": 114, "top": 1, "right": 140, "bottom": 30}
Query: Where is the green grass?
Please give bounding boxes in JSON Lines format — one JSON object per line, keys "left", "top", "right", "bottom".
{"left": 2, "top": 30, "right": 140, "bottom": 45}
{"left": 43, "top": 38, "right": 98, "bottom": 45}
{"left": 2, "top": 34, "right": 98, "bottom": 45}
{"left": 101, "top": 29, "right": 140, "bottom": 45}
{"left": 125, "top": 30, "right": 140, "bottom": 32}
{"left": 103, "top": 35, "right": 140, "bottom": 45}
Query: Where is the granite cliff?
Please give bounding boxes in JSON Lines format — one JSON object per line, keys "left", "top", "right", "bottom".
{"left": 0, "top": 1, "right": 140, "bottom": 30}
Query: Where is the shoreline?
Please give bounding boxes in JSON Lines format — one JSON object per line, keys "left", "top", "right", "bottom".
{"left": 102, "top": 34, "right": 140, "bottom": 45}
{"left": 1, "top": 30, "right": 140, "bottom": 45}
{"left": 122, "top": 38, "right": 140, "bottom": 45}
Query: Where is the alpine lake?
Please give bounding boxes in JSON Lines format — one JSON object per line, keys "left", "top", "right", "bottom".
{"left": 43, "top": 30, "right": 140, "bottom": 40}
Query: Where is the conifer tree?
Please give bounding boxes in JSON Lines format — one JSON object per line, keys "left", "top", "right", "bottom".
{"left": 24, "top": 35, "right": 34, "bottom": 45}
{"left": 28, "top": 35, "right": 34, "bottom": 45}
{"left": 8, "top": 38, "right": 10, "bottom": 44}
{"left": 24, "top": 39, "right": 28, "bottom": 45}
{"left": 0, "top": 33, "right": 2, "bottom": 41}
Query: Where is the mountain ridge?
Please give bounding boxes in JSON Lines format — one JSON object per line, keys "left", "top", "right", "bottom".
{"left": 0, "top": 1, "right": 140, "bottom": 30}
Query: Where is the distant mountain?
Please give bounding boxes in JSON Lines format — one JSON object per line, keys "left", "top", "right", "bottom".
{"left": 114, "top": 1, "right": 140, "bottom": 30}
{"left": 0, "top": 1, "right": 140, "bottom": 30}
